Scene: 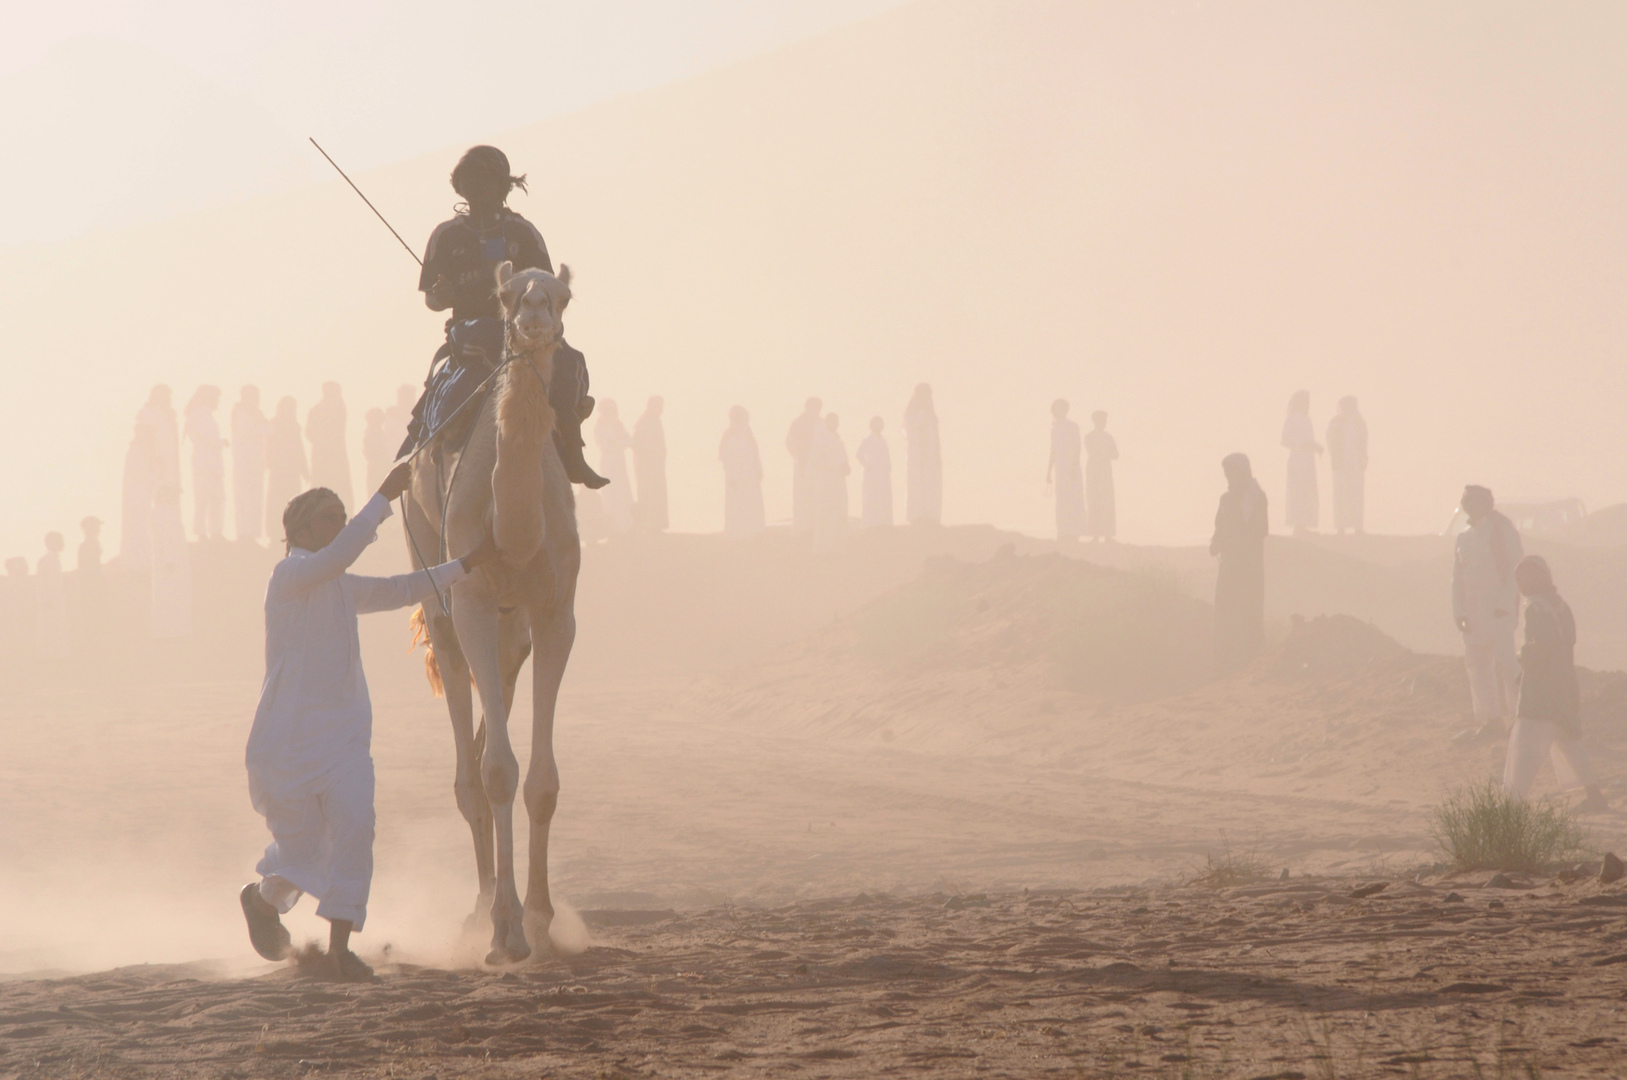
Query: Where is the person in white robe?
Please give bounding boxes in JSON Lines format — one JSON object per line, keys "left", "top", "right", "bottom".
{"left": 119, "top": 424, "right": 162, "bottom": 570}
{"left": 855, "top": 417, "right": 894, "bottom": 528}
{"left": 904, "top": 384, "right": 942, "bottom": 525}
{"left": 306, "top": 382, "right": 354, "bottom": 508}
{"left": 632, "top": 396, "right": 669, "bottom": 532}
{"left": 231, "top": 386, "right": 269, "bottom": 542}
{"left": 593, "top": 400, "right": 635, "bottom": 535}
{"left": 1501, "top": 556, "right": 1607, "bottom": 810}
{"left": 362, "top": 408, "right": 392, "bottom": 495}
{"left": 240, "top": 462, "right": 496, "bottom": 980}
{"left": 184, "top": 386, "right": 228, "bottom": 541}
{"left": 785, "top": 398, "right": 823, "bottom": 535}
{"left": 1452, "top": 485, "right": 1524, "bottom": 742}
{"left": 1280, "top": 390, "right": 1321, "bottom": 535}
{"left": 1046, "top": 400, "right": 1086, "bottom": 541}
{"left": 135, "top": 385, "right": 181, "bottom": 491}
{"left": 811, "top": 412, "right": 851, "bottom": 544}
{"left": 35, "top": 532, "right": 70, "bottom": 661}
{"left": 1084, "top": 411, "right": 1118, "bottom": 542}
{"left": 149, "top": 484, "right": 192, "bottom": 639}
{"left": 265, "top": 397, "right": 308, "bottom": 533}
{"left": 1326, "top": 396, "right": 1368, "bottom": 534}
{"left": 718, "top": 406, "right": 765, "bottom": 539}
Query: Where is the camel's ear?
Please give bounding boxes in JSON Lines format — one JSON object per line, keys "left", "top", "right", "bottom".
{"left": 494, "top": 260, "right": 520, "bottom": 314}
{"left": 556, "top": 264, "right": 571, "bottom": 289}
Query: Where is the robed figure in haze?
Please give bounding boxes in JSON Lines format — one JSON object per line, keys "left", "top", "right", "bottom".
{"left": 1326, "top": 396, "right": 1368, "bottom": 534}
{"left": 35, "top": 532, "right": 69, "bottom": 661}
{"left": 184, "top": 385, "right": 227, "bottom": 541}
{"left": 1210, "top": 453, "right": 1269, "bottom": 672}
{"left": 855, "top": 416, "right": 894, "bottom": 528}
{"left": 135, "top": 384, "right": 181, "bottom": 490}
{"left": 812, "top": 412, "right": 851, "bottom": 542}
{"left": 1280, "top": 390, "right": 1321, "bottom": 536}
{"left": 718, "top": 405, "right": 765, "bottom": 538}
{"left": 1452, "top": 485, "right": 1524, "bottom": 742}
{"left": 306, "top": 382, "right": 353, "bottom": 508}
{"left": 119, "top": 423, "right": 162, "bottom": 570}
{"left": 594, "top": 399, "right": 635, "bottom": 535}
{"left": 904, "top": 383, "right": 942, "bottom": 525}
{"left": 265, "top": 397, "right": 308, "bottom": 531}
{"left": 785, "top": 397, "right": 823, "bottom": 534}
{"left": 362, "top": 408, "right": 392, "bottom": 495}
{"left": 1046, "top": 399, "right": 1086, "bottom": 541}
{"left": 632, "top": 396, "right": 669, "bottom": 532}
{"left": 231, "top": 386, "right": 269, "bottom": 542}
{"left": 150, "top": 484, "right": 192, "bottom": 638}
{"left": 1503, "top": 555, "right": 1607, "bottom": 811}
{"left": 385, "top": 385, "right": 416, "bottom": 457}
{"left": 1085, "top": 410, "right": 1118, "bottom": 541}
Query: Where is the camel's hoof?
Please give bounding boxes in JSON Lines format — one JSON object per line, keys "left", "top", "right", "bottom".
{"left": 485, "top": 940, "right": 532, "bottom": 966}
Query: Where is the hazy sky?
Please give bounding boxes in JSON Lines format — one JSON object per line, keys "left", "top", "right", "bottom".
{"left": 2, "top": 0, "right": 910, "bottom": 174}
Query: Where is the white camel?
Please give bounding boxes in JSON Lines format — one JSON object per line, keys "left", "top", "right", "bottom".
{"left": 404, "top": 260, "right": 579, "bottom": 964}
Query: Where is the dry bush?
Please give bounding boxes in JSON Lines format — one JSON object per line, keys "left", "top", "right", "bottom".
{"left": 1189, "top": 837, "right": 1273, "bottom": 888}
{"left": 1431, "top": 780, "right": 1586, "bottom": 874}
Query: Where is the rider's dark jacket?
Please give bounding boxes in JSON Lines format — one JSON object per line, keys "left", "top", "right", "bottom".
{"left": 420, "top": 210, "right": 551, "bottom": 320}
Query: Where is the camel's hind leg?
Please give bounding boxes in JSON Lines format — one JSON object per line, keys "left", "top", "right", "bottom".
{"left": 451, "top": 584, "right": 530, "bottom": 965}
{"left": 522, "top": 603, "right": 576, "bottom": 944}
{"left": 422, "top": 609, "right": 495, "bottom": 930}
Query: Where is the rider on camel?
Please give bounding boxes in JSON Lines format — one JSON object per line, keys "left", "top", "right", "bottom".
{"left": 409, "top": 145, "right": 608, "bottom": 488}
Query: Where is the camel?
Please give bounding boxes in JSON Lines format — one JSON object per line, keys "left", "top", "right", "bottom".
{"left": 403, "top": 260, "right": 580, "bottom": 964}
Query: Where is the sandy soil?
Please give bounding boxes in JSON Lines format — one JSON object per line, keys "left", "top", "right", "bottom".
{"left": 0, "top": 541, "right": 1623, "bottom": 1076}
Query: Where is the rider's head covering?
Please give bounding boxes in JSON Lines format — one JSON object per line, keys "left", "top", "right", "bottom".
{"left": 452, "top": 145, "right": 528, "bottom": 202}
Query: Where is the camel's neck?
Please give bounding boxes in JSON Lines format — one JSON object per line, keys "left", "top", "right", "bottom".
{"left": 495, "top": 338, "right": 558, "bottom": 453}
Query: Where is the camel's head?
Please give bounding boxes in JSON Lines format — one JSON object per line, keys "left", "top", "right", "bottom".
{"left": 495, "top": 260, "right": 571, "bottom": 350}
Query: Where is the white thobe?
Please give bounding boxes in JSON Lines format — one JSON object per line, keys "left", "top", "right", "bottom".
{"left": 855, "top": 433, "right": 894, "bottom": 528}
{"left": 1281, "top": 412, "right": 1319, "bottom": 530}
{"left": 1452, "top": 514, "right": 1524, "bottom": 722}
{"left": 246, "top": 493, "right": 465, "bottom": 929}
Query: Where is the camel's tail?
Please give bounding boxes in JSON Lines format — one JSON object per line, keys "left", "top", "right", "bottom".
{"left": 408, "top": 606, "right": 445, "bottom": 698}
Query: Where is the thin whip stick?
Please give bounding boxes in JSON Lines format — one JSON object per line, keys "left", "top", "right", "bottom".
{"left": 309, "top": 137, "right": 423, "bottom": 267}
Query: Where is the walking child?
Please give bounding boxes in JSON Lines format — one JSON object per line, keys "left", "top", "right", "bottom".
{"left": 240, "top": 462, "right": 498, "bottom": 979}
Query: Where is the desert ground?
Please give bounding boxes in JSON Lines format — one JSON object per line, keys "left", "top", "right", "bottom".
{"left": 0, "top": 525, "right": 1623, "bottom": 1077}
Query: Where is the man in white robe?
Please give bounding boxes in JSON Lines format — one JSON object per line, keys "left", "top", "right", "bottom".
{"left": 786, "top": 398, "right": 823, "bottom": 534}
{"left": 1326, "top": 396, "right": 1368, "bottom": 534}
{"left": 718, "top": 406, "right": 765, "bottom": 538}
{"left": 855, "top": 417, "right": 894, "bottom": 528}
{"left": 1452, "top": 485, "right": 1524, "bottom": 742}
{"left": 240, "top": 462, "right": 496, "bottom": 979}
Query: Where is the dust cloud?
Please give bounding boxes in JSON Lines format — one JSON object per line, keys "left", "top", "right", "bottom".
{"left": 1, "top": 2, "right": 1625, "bottom": 1076}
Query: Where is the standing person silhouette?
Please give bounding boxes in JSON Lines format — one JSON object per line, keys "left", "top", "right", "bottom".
{"left": 1210, "top": 453, "right": 1269, "bottom": 672}
{"left": 1453, "top": 485, "right": 1524, "bottom": 743}
{"left": 855, "top": 417, "right": 894, "bottom": 528}
{"left": 785, "top": 398, "right": 823, "bottom": 535}
{"left": 632, "top": 396, "right": 669, "bottom": 533}
{"left": 119, "top": 423, "right": 162, "bottom": 570}
{"left": 904, "top": 384, "right": 942, "bottom": 525}
{"left": 811, "top": 413, "right": 851, "bottom": 544}
{"left": 1084, "top": 410, "right": 1118, "bottom": 542}
{"left": 1046, "top": 400, "right": 1085, "bottom": 542}
{"left": 232, "top": 386, "right": 269, "bottom": 542}
{"left": 184, "top": 386, "right": 228, "bottom": 541}
{"left": 1280, "top": 390, "right": 1321, "bottom": 536}
{"left": 718, "top": 406, "right": 765, "bottom": 538}
{"left": 362, "top": 408, "right": 392, "bottom": 495}
{"left": 1326, "top": 396, "right": 1368, "bottom": 535}
{"left": 1502, "top": 556, "right": 1607, "bottom": 811}
{"left": 306, "top": 383, "right": 353, "bottom": 508}
{"left": 594, "top": 399, "right": 635, "bottom": 535}
{"left": 265, "top": 397, "right": 309, "bottom": 532}
{"left": 136, "top": 385, "right": 181, "bottom": 491}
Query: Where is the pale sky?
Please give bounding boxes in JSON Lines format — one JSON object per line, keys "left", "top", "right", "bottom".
{"left": 0, "top": 0, "right": 911, "bottom": 239}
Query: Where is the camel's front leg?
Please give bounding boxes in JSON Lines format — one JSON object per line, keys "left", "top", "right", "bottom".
{"left": 523, "top": 604, "right": 576, "bottom": 945}
{"left": 451, "top": 581, "right": 529, "bottom": 965}
{"left": 424, "top": 610, "right": 494, "bottom": 930}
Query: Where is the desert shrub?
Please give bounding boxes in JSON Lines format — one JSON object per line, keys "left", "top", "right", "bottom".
{"left": 1431, "top": 780, "right": 1586, "bottom": 873}
{"left": 1189, "top": 837, "right": 1273, "bottom": 888}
